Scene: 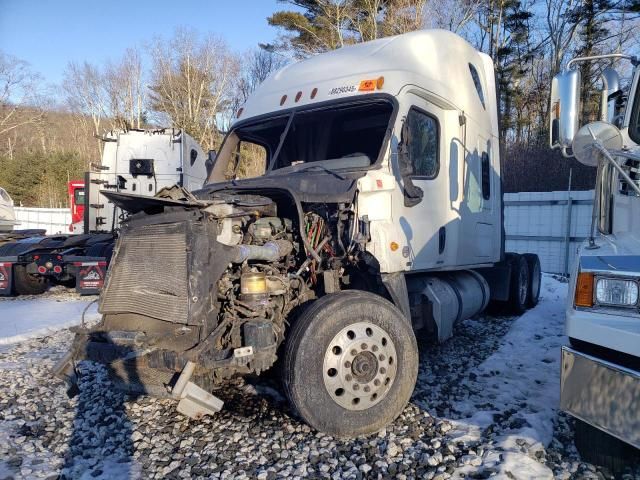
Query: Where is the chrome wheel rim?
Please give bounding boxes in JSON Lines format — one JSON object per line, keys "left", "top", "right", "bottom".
{"left": 323, "top": 322, "right": 397, "bottom": 411}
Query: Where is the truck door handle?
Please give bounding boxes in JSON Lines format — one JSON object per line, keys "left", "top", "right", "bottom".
{"left": 439, "top": 227, "right": 446, "bottom": 254}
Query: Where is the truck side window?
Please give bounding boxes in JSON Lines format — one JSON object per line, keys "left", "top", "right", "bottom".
{"left": 469, "top": 63, "right": 486, "bottom": 109}
{"left": 481, "top": 152, "right": 490, "bottom": 200}
{"left": 406, "top": 108, "right": 439, "bottom": 179}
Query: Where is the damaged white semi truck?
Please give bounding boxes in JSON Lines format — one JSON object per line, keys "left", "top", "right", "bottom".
{"left": 55, "top": 30, "right": 541, "bottom": 437}
{"left": 550, "top": 53, "right": 640, "bottom": 470}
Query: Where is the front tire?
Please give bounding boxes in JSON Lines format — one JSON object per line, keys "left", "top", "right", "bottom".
{"left": 574, "top": 419, "right": 640, "bottom": 474}
{"left": 282, "top": 290, "right": 418, "bottom": 437}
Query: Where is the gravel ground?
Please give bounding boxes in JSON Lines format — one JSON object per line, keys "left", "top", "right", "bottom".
{"left": 1, "top": 281, "right": 639, "bottom": 480}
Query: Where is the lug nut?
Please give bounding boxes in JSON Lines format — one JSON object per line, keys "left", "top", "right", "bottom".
{"left": 353, "top": 384, "right": 360, "bottom": 391}
{"left": 372, "top": 345, "right": 378, "bottom": 352}
{"left": 361, "top": 343, "right": 368, "bottom": 350}
{"left": 380, "top": 367, "right": 386, "bottom": 374}
{"left": 344, "top": 361, "right": 351, "bottom": 368}
{"left": 378, "top": 354, "right": 385, "bottom": 361}
{"left": 345, "top": 374, "right": 353, "bottom": 381}
{"left": 351, "top": 349, "right": 358, "bottom": 356}
{"left": 374, "top": 379, "right": 381, "bottom": 386}
{"left": 364, "top": 386, "right": 371, "bottom": 393}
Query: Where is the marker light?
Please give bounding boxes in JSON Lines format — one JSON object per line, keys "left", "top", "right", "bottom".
{"left": 53, "top": 266, "right": 63, "bottom": 274}
{"left": 376, "top": 76, "right": 385, "bottom": 89}
{"left": 595, "top": 277, "right": 639, "bottom": 307}
{"left": 575, "top": 272, "right": 594, "bottom": 307}
{"left": 390, "top": 242, "right": 399, "bottom": 252}
{"left": 295, "top": 91, "right": 302, "bottom": 102}
{"left": 280, "top": 95, "right": 287, "bottom": 106}
{"left": 236, "top": 107, "right": 244, "bottom": 118}
{"left": 310, "top": 88, "right": 318, "bottom": 99}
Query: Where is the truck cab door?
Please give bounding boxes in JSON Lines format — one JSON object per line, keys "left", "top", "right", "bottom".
{"left": 395, "top": 95, "right": 455, "bottom": 271}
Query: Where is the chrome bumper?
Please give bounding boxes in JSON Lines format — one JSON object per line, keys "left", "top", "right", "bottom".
{"left": 561, "top": 346, "right": 640, "bottom": 449}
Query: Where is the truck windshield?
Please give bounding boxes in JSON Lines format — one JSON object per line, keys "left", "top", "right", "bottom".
{"left": 217, "top": 99, "right": 394, "bottom": 180}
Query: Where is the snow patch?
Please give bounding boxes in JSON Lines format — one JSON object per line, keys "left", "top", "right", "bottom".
{"left": 0, "top": 298, "right": 100, "bottom": 345}
{"left": 449, "top": 274, "right": 568, "bottom": 479}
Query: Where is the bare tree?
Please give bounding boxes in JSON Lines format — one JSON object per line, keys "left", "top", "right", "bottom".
{"left": 104, "top": 48, "right": 145, "bottom": 130}
{"left": 62, "top": 61, "right": 108, "bottom": 138}
{"left": 148, "top": 29, "right": 239, "bottom": 150}
{"left": 0, "top": 52, "right": 45, "bottom": 141}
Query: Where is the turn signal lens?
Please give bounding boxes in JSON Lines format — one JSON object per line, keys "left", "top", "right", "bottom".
{"left": 575, "top": 272, "right": 594, "bottom": 307}
{"left": 376, "top": 76, "right": 384, "bottom": 89}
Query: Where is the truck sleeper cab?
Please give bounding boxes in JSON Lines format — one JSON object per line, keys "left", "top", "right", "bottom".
{"left": 56, "top": 30, "right": 541, "bottom": 437}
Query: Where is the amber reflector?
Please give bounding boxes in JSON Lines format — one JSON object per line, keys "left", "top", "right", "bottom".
{"left": 575, "top": 272, "right": 594, "bottom": 307}
{"left": 280, "top": 95, "right": 287, "bottom": 106}
{"left": 390, "top": 242, "right": 399, "bottom": 252}
{"left": 310, "top": 88, "right": 318, "bottom": 99}
{"left": 376, "top": 76, "right": 385, "bottom": 89}
{"left": 295, "top": 91, "right": 302, "bottom": 102}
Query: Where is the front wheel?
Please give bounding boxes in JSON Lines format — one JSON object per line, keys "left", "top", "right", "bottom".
{"left": 574, "top": 419, "right": 640, "bottom": 474}
{"left": 282, "top": 290, "right": 418, "bottom": 437}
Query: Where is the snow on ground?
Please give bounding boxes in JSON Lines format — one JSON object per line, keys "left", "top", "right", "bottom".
{"left": 0, "top": 277, "right": 636, "bottom": 479}
{"left": 0, "top": 296, "right": 99, "bottom": 345}
{"left": 445, "top": 275, "right": 567, "bottom": 479}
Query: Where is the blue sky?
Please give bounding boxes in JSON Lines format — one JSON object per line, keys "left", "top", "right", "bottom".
{"left": 0, "top": 0, "right": 287, "bottom": 86}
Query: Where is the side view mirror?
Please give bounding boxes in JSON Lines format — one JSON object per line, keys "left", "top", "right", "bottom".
{"left": 550, "top": 70, "right": 581, "bottom": 151}
{"left": 205, "top": 150, "right": 217, "bottom": 177}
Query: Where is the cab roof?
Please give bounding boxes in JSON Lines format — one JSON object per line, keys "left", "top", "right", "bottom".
{"left": 237, "top": 29, "right": 496, "bottom": 132}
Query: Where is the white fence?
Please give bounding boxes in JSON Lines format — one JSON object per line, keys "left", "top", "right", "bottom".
{"left": 12, "top": 191, "right": 594, "bottom": 273}
{"left": 504, "top": 190, "right": 594, "bottom": 275}
{"left": 14, "top": 207, "right": 71, "bottom": 235}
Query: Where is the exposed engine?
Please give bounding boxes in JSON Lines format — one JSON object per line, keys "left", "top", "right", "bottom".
{"left": 72, "top": 188, "right": 367, "bottom": 394}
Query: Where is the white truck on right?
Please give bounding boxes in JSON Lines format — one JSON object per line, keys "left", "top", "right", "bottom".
{"left": 550, "top": 53, "right": 640, "bottom": 472}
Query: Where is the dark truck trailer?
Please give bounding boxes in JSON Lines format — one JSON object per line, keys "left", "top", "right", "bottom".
{"left": 0, "top": 232, "right": 113, "bottom": 296}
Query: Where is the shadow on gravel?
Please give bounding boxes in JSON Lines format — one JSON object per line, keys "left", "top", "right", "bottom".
{"left": 61, "top": 344, "right": 142, "bottom": 479}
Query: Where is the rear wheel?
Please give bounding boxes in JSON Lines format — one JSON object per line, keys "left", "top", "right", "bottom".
{"left": 523, "top": 253, "right": 541, "bottom": 308}
{"left": 282, "top": 290, "right": 418, "bottom": 437}
{"left": 574, "top": 419, "right": 640, "bottom": 474}
{"left": 14, "top": 265, "right": 49, "bottom": 295}
{"left": 506, "top": 254, "right": 529, "bottom": 315}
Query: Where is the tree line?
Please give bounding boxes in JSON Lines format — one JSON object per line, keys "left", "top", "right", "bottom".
{"left": 1, "top": 0, "right": 639, "bottom": 206}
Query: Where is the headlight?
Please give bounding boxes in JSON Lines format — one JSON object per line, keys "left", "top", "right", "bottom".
{"left": 595, "top": 277, "right": 639, "bottom": 307}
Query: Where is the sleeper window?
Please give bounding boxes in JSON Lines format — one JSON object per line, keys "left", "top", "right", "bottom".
{"left": 469, "top": 63, "right": 486, "bottom": 109}
{"left": 406, "top": 108, "right": 439, "bottom": 178}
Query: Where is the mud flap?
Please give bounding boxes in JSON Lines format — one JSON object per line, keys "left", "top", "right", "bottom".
{"left": 66, "top": 257, "right": 107, "bottom": 295}
{"left": 0, "top": 261, "right": 13, "bottom": 296}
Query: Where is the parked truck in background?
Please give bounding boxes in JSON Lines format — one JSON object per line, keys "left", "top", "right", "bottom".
{"left": 550, "top": 53, "right": 640, "bottom": 471}
{"left": 0, "top": 128, "right": 209, "bottom": 296}
{"left": 55, "top": 30, "right": 542, "bottom": 436}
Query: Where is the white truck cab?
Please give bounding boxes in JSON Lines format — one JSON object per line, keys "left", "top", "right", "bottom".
{"left": 57, "top": 30, "right": 541, "bottom": 437}
{"left": 550, "top": 53, "right": 640, "bottom": 470}
{"left": 86, "top": 128, "right": 209, "bottom": 233}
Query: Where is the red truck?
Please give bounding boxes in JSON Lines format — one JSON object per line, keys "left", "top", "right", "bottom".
{"left": 68, "top": 180, "right": 85, "bottom": 233}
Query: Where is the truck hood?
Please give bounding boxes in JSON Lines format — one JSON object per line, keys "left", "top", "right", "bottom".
{"left": 578, "top": 232, "right": 640, "bottom": 276}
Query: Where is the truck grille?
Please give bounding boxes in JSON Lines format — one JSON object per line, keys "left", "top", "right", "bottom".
{"left": 100, "top": 222, "right": 189, "bottom": 323}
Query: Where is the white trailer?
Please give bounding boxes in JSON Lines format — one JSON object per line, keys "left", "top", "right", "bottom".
{"left": 550, "top": 54, "right": 640, "bottom": 470}
{"left": 57, "top": 30, "right": 541, "bottom": 437}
